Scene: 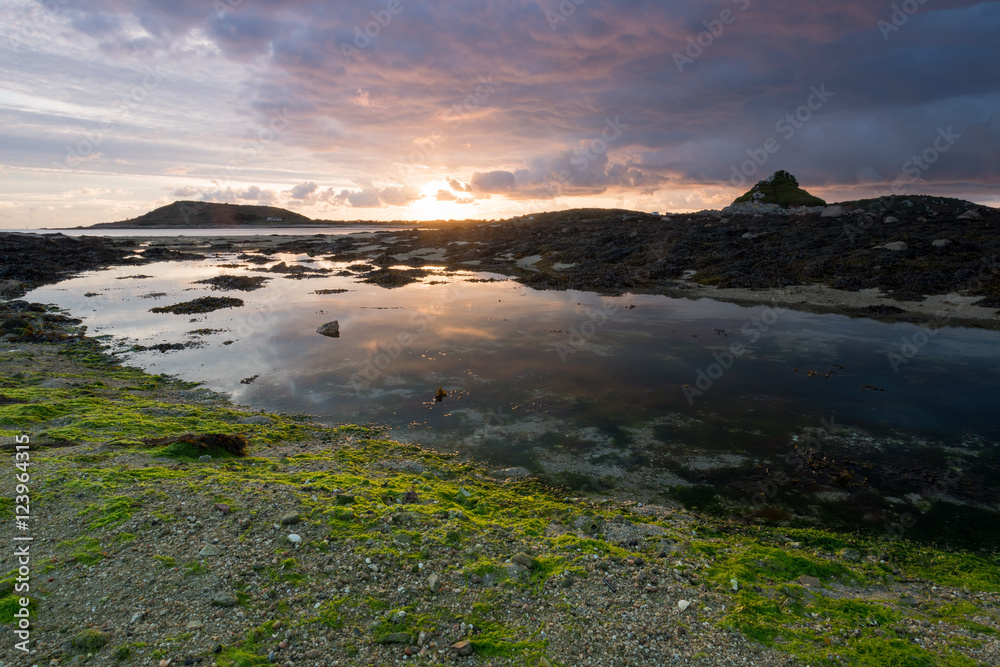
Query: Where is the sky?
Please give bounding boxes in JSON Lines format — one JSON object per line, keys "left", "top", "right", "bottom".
{"left": 1, "top": 0, "right": 999, "bottom": 227}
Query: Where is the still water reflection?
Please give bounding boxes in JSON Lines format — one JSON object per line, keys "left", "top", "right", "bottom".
{"left": 27, "top": 250, "right": 1000, "bottom": 547}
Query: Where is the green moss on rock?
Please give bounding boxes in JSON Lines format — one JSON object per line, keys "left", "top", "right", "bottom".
{"left": 732, "top": 170, "right": 826, "bottom": 208}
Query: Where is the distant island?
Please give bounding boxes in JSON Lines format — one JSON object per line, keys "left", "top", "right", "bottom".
{"left": 80, "top": 201, "right": 412, "bottom": 229}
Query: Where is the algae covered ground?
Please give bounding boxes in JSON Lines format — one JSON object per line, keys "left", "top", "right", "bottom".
{"left": 1, "top": 308, "right": 999, "bottom": 666}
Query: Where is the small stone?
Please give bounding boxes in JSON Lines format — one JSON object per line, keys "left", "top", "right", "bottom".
{"left": 186, "top": 620, "right": 204, "bottom": 629}
{"left": 957, "top": 209, "right": 983, "bottom": 221}
{"left": 839, "top": 548, "right": 862, "bottom": 562}
{"left": 798, "top": 575, "right": 822, "bottom": 587}
{"left": 731, "top": 578, "right": 739, "bottom": 591}
{"left": 377, "top": 632, "right": 412, "bottom": 645}
{"left": 428, "top": 573, "right": 441, "bottom": 593}
{"left": 287, "top": 534, "right": 302, "bottom": 544}
{"left": 198, "top": 455, "right": 212, "bottom": 463}
{"left": 278, "top": 641, "right": 287, "bottom": 649}
{"left": 511, "top": 552, "right": 536, "bottom": 570}
{"left": 212, "top": 592, "right": 238, "bottom": 607}
{"left": 316, "top": 320, "right": 340, "bottom": 337}
{"left": 280, "top": 512, "right": 300, "bottom": 525}
{"left": 932, "top": 239, "right": 952, "bottom": 249}
{"left": 451, "top": 640, "right": 474, "bottom": 656}
{"left": 215, "top": 609, "right": 226, "bottom": 618}
{"left": 882, "top": 241, "right": 908, "bottom": 252}
{"left": 677, "top": 599, "right": 691, "bottom": 612}
{"left": 160, "top": 660, "right": 171, "bottom": 667}
{"left": 820, "top": 205, "right": 843, "bottom": 218}
{"left": 883, "top": 216, "right": 899, "bottom": 223}
{"left": 199, "top": 544, "right": 221, "bottom": 557}
{"left": 214, "top": 503, "right": 231, "bottom": 514}
{"left": 71, "top": 629, "right": 110, "bottom": 650}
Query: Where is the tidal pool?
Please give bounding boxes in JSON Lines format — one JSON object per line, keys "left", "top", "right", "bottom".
{"left": 27, "top": 248, "right": 1000, "bottom": 548}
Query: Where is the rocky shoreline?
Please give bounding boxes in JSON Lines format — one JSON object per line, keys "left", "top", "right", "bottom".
{"left": 5, "top": 195, "right": 999, "bottom": 329}
{"left": 1, "top": 206, "right": 1000, "bottom": 666}
{"left": 1, "top": 298, "right": 999, "bottom": 667}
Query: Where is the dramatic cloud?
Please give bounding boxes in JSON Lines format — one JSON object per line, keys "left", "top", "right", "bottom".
{"left": 1, "top": 0, "right": 998, "bottom": 226}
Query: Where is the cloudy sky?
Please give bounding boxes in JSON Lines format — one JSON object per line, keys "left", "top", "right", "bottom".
{"left": 1, "top": 0, "right": 998, "bottom": 227}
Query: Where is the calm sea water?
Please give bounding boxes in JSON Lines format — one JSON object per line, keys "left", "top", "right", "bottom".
{"left": 23, "top": 248, "right": 1000, "bottom": 547}
{"left": 0, "top": 226, "right": 412, "bottom": 237}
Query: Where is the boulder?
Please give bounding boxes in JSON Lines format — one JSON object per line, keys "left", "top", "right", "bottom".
{"left": 0, "top": 279, "right": 25, "bottom": 295}
{"left": 820, "top": 206, "right": 843, "bottom": 218}
{"left": 957, "top": 209, "right": 983, "bottom": 221}
{"left": 316, "top": 321, "right": 340, "bottom": 338}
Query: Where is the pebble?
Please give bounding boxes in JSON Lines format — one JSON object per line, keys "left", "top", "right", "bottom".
{"left": 287, "top": 534, "right": 302, "bottom": 544}
{"left": 211, "top": 592, "right": 238, "bottom": 607}
{"left": 451, "top": 639, "right": 474, "bottom": 656}
{"left": 198, "top": 455, "right": 212, "bottom": 462}
{"left": 678, "top": 599, "right": 691, "bottom": 611}
{"left": 198, "top": 544, "right": 220, "bottom": 557}
{"left": 214, "top": 503, "right": 232, "bottom": 514}
{"left": 280, "top": 512, "right": 300, "bottom": 524}
{"left": 427, "top": 573, "right": 441, "bottom": 593}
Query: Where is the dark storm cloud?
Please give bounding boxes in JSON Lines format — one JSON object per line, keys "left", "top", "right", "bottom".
{"left": 5, "top": 0, "right": 998, "bottom": 215}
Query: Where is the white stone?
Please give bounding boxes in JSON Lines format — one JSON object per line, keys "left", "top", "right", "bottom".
{"left": 820, "top": 206, "right": 843, "bottom": 218}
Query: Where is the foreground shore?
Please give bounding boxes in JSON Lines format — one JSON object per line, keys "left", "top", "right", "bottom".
{"left": 2, "top": 279, "right": 1000, "bottom": 664}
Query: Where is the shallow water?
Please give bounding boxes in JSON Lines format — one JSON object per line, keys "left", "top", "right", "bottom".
{"left": 0, "top": 226, "right": 411, "bottom": 237}
{"left": 25, "top": 249, "right": 1000, "bottom": 547}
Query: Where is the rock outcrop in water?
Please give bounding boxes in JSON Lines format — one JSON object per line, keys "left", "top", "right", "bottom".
{"left": 317, "top": 320, "right": 340, "bottom": 337}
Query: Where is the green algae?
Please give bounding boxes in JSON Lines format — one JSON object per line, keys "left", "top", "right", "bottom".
{"left": 5, "top": 328, "right": 998, "bottom": 665}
